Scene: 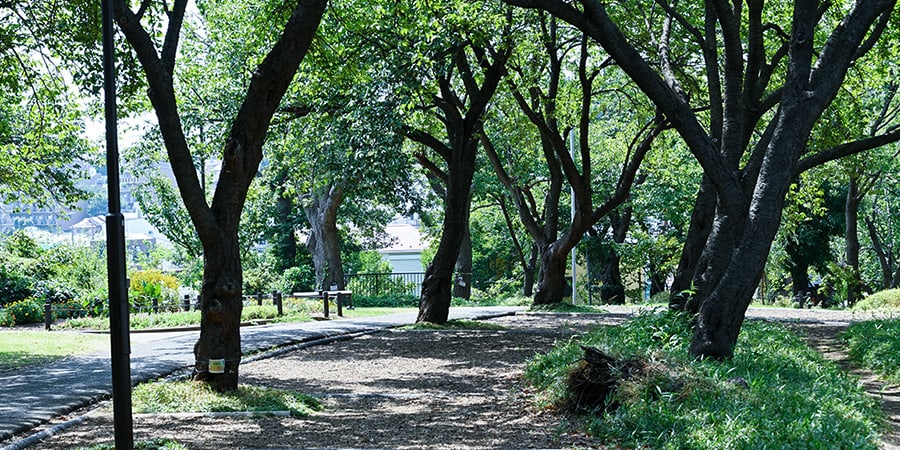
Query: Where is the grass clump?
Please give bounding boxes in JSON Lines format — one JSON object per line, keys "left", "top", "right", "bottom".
{"left": 0, "top": 331, "right": 108, "bottom": 372}
{"left": 79, "top": 438, "right": 188, "bottom": 450}
{"left": 844, "top": 319, "right": 900, "bottom": 384}
{"left": 403, "top": 318, "right": 507, "bottom": 331}
{"left": 132, "top": 380, "right": 322, "bottom": 417}
{"left": 528, "top": 302, "right": 607, "bottom": 313}
{"left": 853, "top": 289, "right": 900, "bottom": 311}
{"left": 524, "top": 310, "right": 883, "bottom": 449}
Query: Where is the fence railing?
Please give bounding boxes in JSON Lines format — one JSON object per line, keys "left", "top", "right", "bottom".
{"left": 344, "top": 272, "right": 425, "bottom": 297}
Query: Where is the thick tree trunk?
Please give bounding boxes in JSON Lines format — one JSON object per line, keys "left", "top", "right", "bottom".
{"left": 453, "top": 226, "right": 472, "bottom": 299}
{"left": 788, "top": 262, "right": 810, "bottom": 303}
{"left": 533, "top": 244, "right": 568, "bottom": 305}
{"left": 192, "top": 232, "right": 243, "bottom": 389}
{"left": 304, "top": 186, "right": 345, "bottom": 290}
{"left": 599, "top": 252, "right": 625, "bottom": 304}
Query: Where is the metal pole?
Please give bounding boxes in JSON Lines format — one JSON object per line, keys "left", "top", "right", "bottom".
{"left": 570, "top": 129, "right": 577, "bottom": 305}
{"left": 102, "top": 0, "right": 134, "bottom": 447}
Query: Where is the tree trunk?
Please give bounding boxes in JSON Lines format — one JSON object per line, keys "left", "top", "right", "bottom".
{"left": 599, "top": 252, "right": 625, "bottom": 304}
{"left": 788, "top": 262, "right": 810, "bottom": 302}
{"left": 669, "top": 178, "right": 716, "bottom": 309}
{"left": 453, "top": 226, "right": 472, "bottom": 299}
{"left": 533, "top": 244, "right": 568, "bottom": 305}
{"left": 865, "top": 216, "right": 894, "bottom": 289}
{"left": 273, "top": 194, "right": 297, "bottom": 273}
{"left": 304, "top": 186, "right": 345, "bottom": 290}
{"left": 192, "top": 231, "right": 243, "bottom": 389}
{"left": 845, "top": 176, "right": 862, "bottom": 306}
{"left": 523, "top": 244, "right": 538, "bottom": 297}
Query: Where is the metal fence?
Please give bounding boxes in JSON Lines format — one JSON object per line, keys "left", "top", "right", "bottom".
{"left": 344, "top": 272, "right": 425, "bottom": 297}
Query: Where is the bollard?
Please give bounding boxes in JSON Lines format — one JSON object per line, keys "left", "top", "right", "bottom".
{"left": 275, "top": 291, "right": 283, "bottom": 316}
{"left": 151, "top": 298, "right": 158, "bottom": 314}
{"left": 44, "top": 298, "right": 52, "bottom": 331}
{"left": 256, "top": 292, "right": 262, "bottom": 306}
{"left": 183, "top": 294, "right": 191, "bottom": 312}
{"left": 322, "top": 291, "right": 330, "bottom": 318}
{"left": 337, "top": 292, "right": 343, "bottom": 317}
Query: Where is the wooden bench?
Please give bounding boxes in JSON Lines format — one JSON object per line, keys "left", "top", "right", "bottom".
{"left": 292, "top": 290, "right": 353, "bottom": 318}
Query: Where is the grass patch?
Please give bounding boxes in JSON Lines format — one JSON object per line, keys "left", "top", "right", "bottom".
{"left": 844, "top": 319, "right": 900, "bottom": 385}
{"left": 0, "top": 331, "right": 108, "bottom": 373}
{"left": 340, "top": 307, "right": 418, "bottom": 318}
{"left": 132, "top": 380, "right": 322, "bottom": 417}
{"left": 528, "top": 302, "right": 607, "bottom": 313}
{"left": 402, "top": 318, "right": 507, "bottom": 331}
{"left": 525, "top": 310, "right": 884, "bottom": 449}
{"left": 78, "top": 438, "right": 188, "bottom": 450}
{"left": 853, "top": 289, "right": 900, "bottom": 311}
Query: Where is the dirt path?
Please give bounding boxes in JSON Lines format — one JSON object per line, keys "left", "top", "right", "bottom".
{"left": 792, "top": 322, "right": 900, "bottom": 450}
{"left": 27, "top": 313, "right": 629, "bottom": 449}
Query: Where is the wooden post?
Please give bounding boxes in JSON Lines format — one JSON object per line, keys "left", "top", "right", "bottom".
{"left": 275, "top": 291, "right": 283, "bottom": 316}
{"left": 256, "top": 292, "right": 263, "bottom": 306}
{"left": 323, "top": 291, "right": 330, "bottom": 318}
{"left": 44, "top": 298, "right": 52, "bottom": 331}
{"left": 182, "top": 295, "right": 191, "bottom": 312}
{"left": 151, "top": 298, "right": 158, "bottom": 314}
{"left": 337, "top": 292, "right": 343, "bottom": 317}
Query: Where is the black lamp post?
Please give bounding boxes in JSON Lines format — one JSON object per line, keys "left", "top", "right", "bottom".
{"left": 101, "top": 0, "right": 134, "bottom": 448}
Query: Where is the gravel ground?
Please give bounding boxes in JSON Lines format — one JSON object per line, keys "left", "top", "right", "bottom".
{"left": 26, "top": 314, "right": 628, "bottom": 450}
{"left": 14, "top": 308, "right": 900, "bottom": 449}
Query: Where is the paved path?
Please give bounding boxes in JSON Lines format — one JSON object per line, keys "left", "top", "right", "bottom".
{"left": 0, "top": 307, "right": 522, "bottom": 444}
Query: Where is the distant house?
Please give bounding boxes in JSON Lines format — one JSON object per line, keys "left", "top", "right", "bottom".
{"left": 378, "top": 222, "right": 426, "bottom": 273}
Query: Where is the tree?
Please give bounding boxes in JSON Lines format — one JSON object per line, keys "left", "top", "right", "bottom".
{"left": 387, "top": 2, "right": 511, "bottom": 324}
{"left": 0, "top": 1, "right": 95, "bottom": 209}
{"left": 504, "top": 0, "right": 900, "bottom": 358}
{"left": 111, "top": 0, "right": 327, "bottom": 390}
{"left": 482, "top": 12, "right": 660, "bottom": 305}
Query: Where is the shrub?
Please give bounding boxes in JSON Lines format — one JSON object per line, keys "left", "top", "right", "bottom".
{"left": 275, "top": 266, "right": 315, "bottom": 294}
{"left": 524, "top": 310, "right": 882, "bottom": 449}
{"left": 0, "top": 262, "right": 33, "bottom": 307}
{"left": 2, "top": 298, "right": 44, "bottom": 325}
{"left": 852, "top": 289, "right": 900, "bottom": 311}
{"left": 130, "top": 269, "right": 180, "bottom": 309}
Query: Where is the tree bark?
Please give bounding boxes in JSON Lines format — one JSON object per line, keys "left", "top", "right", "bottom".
{"left": 453, "top": 226, "right": 472, "bottom": 299}
{"left": 304, "top": 186, "right": 345, "bottom": 290}
{"left": 533, "top": 243, "right": 568, "bottom": 305}
{"left": 845, "top": 176, "right": 862, "bottom": 305}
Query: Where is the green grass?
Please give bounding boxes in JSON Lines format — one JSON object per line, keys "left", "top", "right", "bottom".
{"left": 525, "top": 310, "right": 884, "bottom": 449}
{"left": 528, "top": 302, "right": 608, "bottom": 313}
{"left": 0, "top": 331, "right": 109, "bottom": 373}
{"left": 853, "top": 289, "right": 900, "bottom": 311}
{"left": 402, "top": 318, "right": 507, "bottom": 330}
{"left": 79, "top": 438, "right": 188, "bottom": 450}
{"left": 844, "top": 319, "right": 900, "bottom": 385}
{"left": 131, "top": 380, "right": 322, "bottom": 417}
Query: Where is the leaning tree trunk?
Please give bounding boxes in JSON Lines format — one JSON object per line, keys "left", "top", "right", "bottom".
{"left": 192, "top": 231, "right": 243, "bottom": 388}
{"left": 418, "top": 160, "right": 476, "bottom": 323}
{"left": 669, "top": 178, "right": 716, "bottom": 310}
{"left": 453, "top": 226, "right": 472, "bottom": 299}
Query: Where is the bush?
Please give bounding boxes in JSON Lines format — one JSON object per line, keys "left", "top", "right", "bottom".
{"left": 1, "top": 298, "right": 44, "bottom": 325}
{"left": 130, "top": 269, "right": 180, "bottom": 309}
{"left": 275, "top": 266, "right": 315, "bottom": 294}
{"left": 852, "top": 289, "right": 900, "bottom": 311}
{"left": 0, "top": 262, "right": 34, "bottom": 307}
{"left": 524, "top": 310, "right": 883, "bottom": 449}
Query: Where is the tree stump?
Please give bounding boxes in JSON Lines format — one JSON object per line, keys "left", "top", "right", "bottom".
{"left": 565, "top": 345, "right": 646, "bottom": 413}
